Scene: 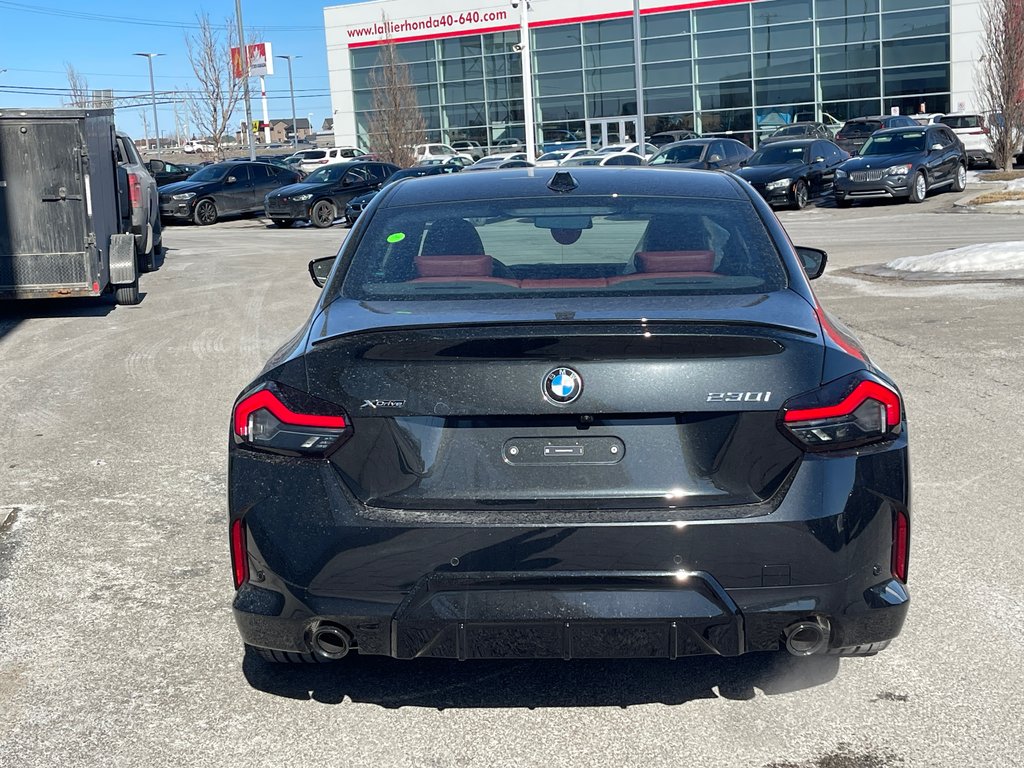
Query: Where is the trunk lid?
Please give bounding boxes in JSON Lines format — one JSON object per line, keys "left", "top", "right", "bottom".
{"left": 305, "top": 292, "right": 823, "bottom": 511}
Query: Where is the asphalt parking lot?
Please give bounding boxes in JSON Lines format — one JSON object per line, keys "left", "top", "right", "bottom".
{"left": 2, "top": 192, "right": 1023, "bottom": 767}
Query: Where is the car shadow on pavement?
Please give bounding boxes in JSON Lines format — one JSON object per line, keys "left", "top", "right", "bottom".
{"left": 242, "top": 649, "right": 839, "bottom": 708}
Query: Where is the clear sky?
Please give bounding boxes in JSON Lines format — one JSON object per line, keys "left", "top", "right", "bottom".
{"left": 0, "top": 1, "right": 363, "bottom": 141}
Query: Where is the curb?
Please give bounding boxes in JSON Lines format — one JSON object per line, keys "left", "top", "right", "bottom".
{"left": 843, "top": 264, "right": 1024, "bottom": 282}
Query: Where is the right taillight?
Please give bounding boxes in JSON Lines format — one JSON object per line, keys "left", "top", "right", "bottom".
{"left": 232, "top": 382, "right": 351, "bottom": 456}
{"left": 780, "top": 373, "right": 903, "bottom": 451}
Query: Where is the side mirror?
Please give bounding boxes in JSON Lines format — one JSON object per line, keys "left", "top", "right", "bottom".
{"left": 795, "top": 246, "right": 827, "bottom": 280}
{"left": 226, "top": 175, "right": 237, "bottom": 184}
{"left": 148, "top": 160, "right": 164, "bottom": 172}
{"left": 739, "top": 159, "right": 748, "bottom": 167}
{"left": 308, "top": 256, "right": 336, "bottom": 288}
{"left": 341, "top": 177, "right": 353, "bottom": 187}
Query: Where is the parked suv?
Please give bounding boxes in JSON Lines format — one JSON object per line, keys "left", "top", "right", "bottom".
{"left": 834, "top": 124, "right": 966, "bottom": 207}
{"left": 113, "top": 132, "right": 162, "bottom": 272}
{"left": 835, "top": 115, "right": 918, "bottom": 155}
{"left": 291, "top": 147, "right": 366, "bottom": 173}
{"left": 937, "top": 113, "right": 994, "bottom": 167}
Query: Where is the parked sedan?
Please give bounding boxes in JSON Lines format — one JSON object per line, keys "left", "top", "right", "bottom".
{"left": 736, "top": 139, "right": 849, "bottom": 209}
{"left": 647, "top": 138, "right": 753, "bottom": 171}
{"left": 535, "top": 148, "right": 596, "bottom": 167}
{"left": 462, "top": 158, "right": 535, "bottom": 171}
{"left": 229, "top": 167, "right": 910, "bottom": 665}
{"left": 344, "top": 163, "right": 462, "bottom": 226}
{"left": 561, "top": 152, "right": 644, "bottom": 166}
{"left": 834, "top": 124, "right": 967, "bottom": 207}
{"left": 759, "top": 122, "right": 832, "bottom": 145}
{"left": 160, "top": 161, "right": 302, "bottom": 225}
{"left": 264, "top": 160, "right": 399, "bottom": 228}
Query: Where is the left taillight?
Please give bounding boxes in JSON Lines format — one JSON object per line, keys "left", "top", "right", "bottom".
{"left": 232, "top": 382, "right": 351, "bottom": 455}
{"left": 230, "top": 518, "right": 249, "bottom": 589}
{"left": 780, "top": 373, "right": 903, "bottom": 451}
{"left": 128, "top": 172, "right": 142, "bottom": 208}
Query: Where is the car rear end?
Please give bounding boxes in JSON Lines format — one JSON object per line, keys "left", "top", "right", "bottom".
{"left": 835, "top": 119, "right": 883, "bottom": 155}
{"left": 938, "top": 114, "right": 993, "bottom": 166}
{"left": 228, "top": 169, "right": 910, "bottom": 663}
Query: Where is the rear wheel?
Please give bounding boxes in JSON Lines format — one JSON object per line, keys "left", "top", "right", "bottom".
{"left": 952, "top": 163, "right": 967, "bottom": 192}
{"left": 908, "top": 171, "right": 927, "bottom": 203}
{"left": 272, "top": 218, "right": 294, "bottom": 228}
{"left": 193, "top": 198, "right": 218, "bottom": 226}
{"left": 791, "top": 180, "right": 809, "bottom": 210}
{"left": 310, "top": 200, "right": 337, "bottom": 228}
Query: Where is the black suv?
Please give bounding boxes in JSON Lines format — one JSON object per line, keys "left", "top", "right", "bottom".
{"left": 264, "top": 161, "right": 399, "bottom": 228}
{"left": 835, "top": 115, "right": 918, "bottom": 155}
{"left": 834, "top": 124, "right": 967, "bottom": 206}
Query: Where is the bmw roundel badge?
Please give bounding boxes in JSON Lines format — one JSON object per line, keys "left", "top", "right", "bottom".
{"left": 544, "top": 367, "right": 583, "bottom": 405}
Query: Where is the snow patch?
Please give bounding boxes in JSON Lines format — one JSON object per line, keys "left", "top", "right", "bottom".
{"left": 886, "top": 242, "right": 1024, "bottom": 273}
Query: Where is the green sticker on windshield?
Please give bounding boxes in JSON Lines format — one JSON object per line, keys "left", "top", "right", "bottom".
{"left": 386, "top": 232, "right": 406, "bottom": 243}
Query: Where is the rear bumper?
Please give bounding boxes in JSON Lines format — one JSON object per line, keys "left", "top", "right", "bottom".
{"left": 229, "top": 437, "right": 911, "bottom": 660}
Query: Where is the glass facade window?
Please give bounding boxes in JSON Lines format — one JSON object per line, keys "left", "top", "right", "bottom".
{"left": 695, "top": 29, "right": 751, "bottom": 57}
{"left": 755, "top": 49, "right": 815, "bottom": 77}
{"left": 347, "top": 0, "right": 952, "bottom": 151}
{"left": 642, "top": 35, "right": 691, "bottom": 62}
{"left": 644, "top": 61, "right": 693, "bottom": 88}
{"left": 815, "top": 0, "right": 880, "bottom": 19}
{"left": 752, "top": 0, "right": 813, "bottom": 24}
{"left": 754, "top": 22, "right": 813, "bottom": 51}
{"left": 882, "top": 36, "right": 949, "bottom": 67}
{"left": 642, "top": 11, "right": 690, "bottom": 37}
{"left": 694, "top": 4, "right": 751, "bottom": 32}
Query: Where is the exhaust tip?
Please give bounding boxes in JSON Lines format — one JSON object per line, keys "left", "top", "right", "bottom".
{"left": 309, "top": 622, "right": 352, "bottom": 660}
{"left": 783, "top": 617, "right": 831, "bottom": 656}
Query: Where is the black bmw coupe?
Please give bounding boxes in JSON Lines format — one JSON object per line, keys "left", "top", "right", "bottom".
{"left": 228, "top": 167, "right": 910, "bottom": 664}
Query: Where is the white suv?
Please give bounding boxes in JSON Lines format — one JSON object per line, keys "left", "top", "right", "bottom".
{"left": 938, "top": 113, "right": 994, "bottom": 167}
{"left": 295, "top": 146, "right": 366, "bottom": 173}
{"left": 414, "top": 143, "right": 474, "bottom": 164}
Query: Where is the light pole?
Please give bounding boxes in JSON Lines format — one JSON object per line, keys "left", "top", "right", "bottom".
{"left": 276, "top": 54, "right": 301, "bottom": 147}
{"left": 516, "top": 0, "right": 536, "bottom": 159}
{"left": 134, "top": 53, "right": 163, "bottom": 158}
{"left": 235, "top": 0, "right": 256, "bottom": 161}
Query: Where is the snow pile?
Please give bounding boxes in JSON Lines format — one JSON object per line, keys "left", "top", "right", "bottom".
{"left": 886, "top": 242, "right": 1024, "bottom": 273}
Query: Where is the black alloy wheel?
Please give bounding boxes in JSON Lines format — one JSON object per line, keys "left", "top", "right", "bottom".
{"left": 193, "top": 198, "right": 218, "bottom": 226}
{"left": 791, "top": 180, "right": 809, "bottom": 210}
{"left": 310, "top": 200, "right": 337, "bottom": 229}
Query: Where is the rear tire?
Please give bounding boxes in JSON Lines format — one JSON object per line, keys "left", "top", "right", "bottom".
{"left": 908, "top": 171, "right": 927, "bottom": 203}
{"left": 247, "top": 645, "right": 334, "bottom": 664}
{"left": 193, "top": 198, "right": 218, "bottom": 226}
{"left": 952, "top": 163, "right": 967, "bottom": 192}
{"left": 310, "top": 200, "right": 337, "bottom": 228}
{"left": 115, "top": 279, "right": 141, "bottom": 306}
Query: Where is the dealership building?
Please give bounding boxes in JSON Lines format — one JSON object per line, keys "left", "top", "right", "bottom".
{"left": 324, "top": 0, "right": 984, "bottom": 149}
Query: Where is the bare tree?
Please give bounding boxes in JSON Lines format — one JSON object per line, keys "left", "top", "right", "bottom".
{"left": 64, "top": 63, "right": 90, "bottom": 107}
{"left": 184, "top": 13, "right": 252, "bottom": 158}
{"left": 367, "top": 16, "right": 426, "bottom": 167}
{"left": 977, "top": 0, "right": 1024, "bottom": 170}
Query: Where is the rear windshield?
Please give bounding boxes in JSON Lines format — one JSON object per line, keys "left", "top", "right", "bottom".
{"left": 339, "top": 195, "right": 787, "bottom": 300}
{"left": 939, "top": 115, "right": 982, "bottom": 129}
{"left": 842, "top": 121, "right": 882, "bottom": 137}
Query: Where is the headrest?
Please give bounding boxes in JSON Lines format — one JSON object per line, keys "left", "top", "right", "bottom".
{"left": 415, "top": 254, "right": 493, "bottom": 277}
{"left": 636, "top": 250, "right": 715, "bottom": 273}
